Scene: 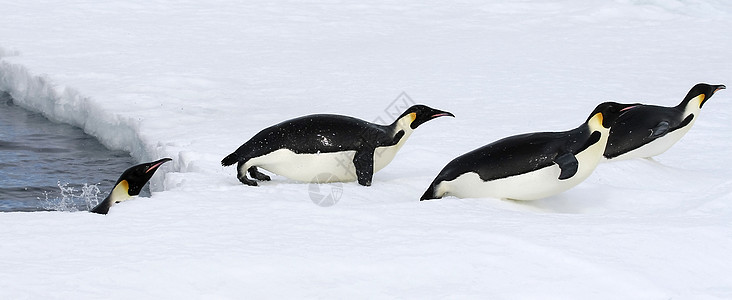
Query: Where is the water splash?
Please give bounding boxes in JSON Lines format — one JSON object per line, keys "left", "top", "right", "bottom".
{"left": 39, "top": 181, "right": 103, "bottom": 212}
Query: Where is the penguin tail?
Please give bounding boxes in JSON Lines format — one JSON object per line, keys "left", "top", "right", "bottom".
{"left": 221, "top": 153, "right": 240, "bottom": 166}
{"left": 420, "top": 181, "right": 441, "bottom": 201}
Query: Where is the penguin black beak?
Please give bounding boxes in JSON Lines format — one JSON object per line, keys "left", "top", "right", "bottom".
{"left": 430, "top": 111, "right": 455, "bottom": 119}
{"left": 620, "top": 105, "right": 638, "bottom": 112}
{"left": 715, "top": 85, "right": 726, "bottom": 93}
{"left": 145, "top": 158, "right": 173, "bottom": 174}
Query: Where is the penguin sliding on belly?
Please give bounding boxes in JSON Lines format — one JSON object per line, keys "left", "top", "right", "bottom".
{"left": 420, "top": 102, "right": 637, "bottom": 201}
{"left": 604, "top": 83, "right": 726, "bottom": 161}
{"left": 221, "top": 105, "right": 454, "bottom": 186}
{"left": 90, "top": 158, "right": 172, "bottom": 214}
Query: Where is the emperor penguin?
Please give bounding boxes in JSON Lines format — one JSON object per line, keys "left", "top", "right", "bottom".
{"left": 90, "top": 158, "right": 172, "bottom": 214}
{"left": 604, "top": 83, "right": 726, "bottom": 161}
{"left": 421, "top": 102, "right": 637, "bottom": 201}
{"left": 221, "top": 105, "right": 454, "bottom": 186}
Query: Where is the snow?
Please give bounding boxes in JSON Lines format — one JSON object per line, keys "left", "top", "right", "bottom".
{"left": 1, "top": 0, "right": 732, "bottom": 298}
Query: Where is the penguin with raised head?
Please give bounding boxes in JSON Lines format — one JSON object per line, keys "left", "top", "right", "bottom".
{"left": 90, "top": 158, "right": 172, "bottom": 214}
{"left": 604, "top": 83, "right": 726, "bottom": 161}
{"left": 221, "top": 105, "right": 454, "bottom": 186}
{"left": 421, "top": 102, "right": 637, "bottom": 201}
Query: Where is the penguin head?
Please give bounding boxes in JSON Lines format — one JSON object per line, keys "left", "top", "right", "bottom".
{"left": 397, "top": 105, "right": 455, "bottom": 129}
{"left": 114, "top": 158, "right": 172, "bottom": 197}
{"left": 682, "top": 83, "right": 726, "bottom": 109}
{"left": 587, "top": 102, "right": 639, "bottom": 129}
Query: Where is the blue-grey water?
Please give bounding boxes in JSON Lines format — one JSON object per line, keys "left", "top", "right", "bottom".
{"left": 0, "top": 91, "right": 140, "bottom": 212}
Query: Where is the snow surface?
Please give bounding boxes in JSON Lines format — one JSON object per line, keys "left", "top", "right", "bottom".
{"left": 1, "top": 0, "right": 732, "bottom": 299}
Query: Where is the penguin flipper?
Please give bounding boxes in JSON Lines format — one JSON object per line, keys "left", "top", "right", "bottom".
{"left": 353, "top": 148, "right": 375, "bottom": 186}
{"left": 650, "top": 121, "right": 670, "bottom": 138}
{"left": 90, "top": 197, "right": 112, "bottom": 215}
{"left": 390, "top": 130, "right": 405, "bottom": 145}
{"left": 554, "top": 152, "right": 578, "bottom": 180}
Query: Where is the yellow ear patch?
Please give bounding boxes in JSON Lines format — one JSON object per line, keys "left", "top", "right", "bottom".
{"left": 595, "top": 112, "right": 604, "bottom": 128}
{"left": 696, "top": 94, "right": 705, "bottom": 108}
{"left": 409, "top": 112, "right": 417, "bottom": 122}
{"left": 118, "top": 180, "right": 129, "bottom": 192}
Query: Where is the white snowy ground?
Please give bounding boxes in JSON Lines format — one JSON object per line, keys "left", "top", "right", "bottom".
{"left": 1, "top": 0, "right": 732, "bottom": 298}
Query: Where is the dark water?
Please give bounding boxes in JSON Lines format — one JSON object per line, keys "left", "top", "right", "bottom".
{"left": 0, "top": 91, "right": 139, "bottom": 212}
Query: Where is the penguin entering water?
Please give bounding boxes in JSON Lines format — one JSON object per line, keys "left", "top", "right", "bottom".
{"left": 221, "top": 105, "right": 454, "bottom": 186}
{"left": 90, "top": 158, "right": 172, "bottom": 214}
{"left": 420, "top": 102, "right": 637, "bottom": 201}
{"left": 604, "top": 83, "right": 726, "bottom": 161}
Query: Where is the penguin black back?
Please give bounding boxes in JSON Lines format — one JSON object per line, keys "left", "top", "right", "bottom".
{"left": 221, "top": 104, "right": 453, "bottom": 186}
{"left": 421, "top": 102, "right": 636, "bottom": 201}
{"left": 221, "top": 115, "right": 392, "bottom": 166}
{"left": 604, "top": 83, "right": 725, "bottom": 160}
{"left": 434, "top": 102, "right": 630, "bottom": 184}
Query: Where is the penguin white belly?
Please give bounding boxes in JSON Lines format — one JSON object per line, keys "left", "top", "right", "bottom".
{"left": 373, "top": 144, "right": 402, "bottom": 172}
{"left": 609, "top": 121, "right": 695, "bottom": 161}
{"left": 439, "top": 165, "right": 566, "bottom": 200}
{"left": 110, "top": 180, "right": 134, "bottom": 203}
{"left": 438, "top": 140, "right": 605, "bottom": 200}
{"left": 245, "top": 129, "right": 410, "bottom": 183}
{"left": 373, "top": 129, "right": 412, "bottom": 172}
{"left": 247, "top": 149, "right": 359, "bottom": 182}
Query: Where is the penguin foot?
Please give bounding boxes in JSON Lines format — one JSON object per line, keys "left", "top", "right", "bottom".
{"left": 248, "top": 167, "right": 271, "bottom": 181}
{"left": 238, "top": 176, "right": 259, "bottom": 186}
{"left": 253, "top": 173, "right": 271, "bottom": 181}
